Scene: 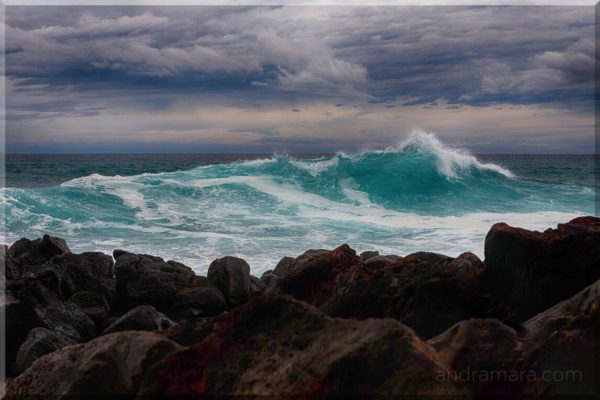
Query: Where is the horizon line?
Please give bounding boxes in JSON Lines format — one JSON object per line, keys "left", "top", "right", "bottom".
{"left": 4, "top": 152, "right": 599, "bottom": 156}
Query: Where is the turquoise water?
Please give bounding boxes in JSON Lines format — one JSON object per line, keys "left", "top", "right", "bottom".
{"left": 2, "top": 132, "right": 596, "bottom": 274}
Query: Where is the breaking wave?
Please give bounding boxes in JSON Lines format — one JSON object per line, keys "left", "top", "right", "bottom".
{"left": 2, "top": 130, "right": 592, "bottom": 273}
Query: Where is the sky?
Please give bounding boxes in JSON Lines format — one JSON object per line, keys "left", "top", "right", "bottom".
{"left": 3, "top": 3, "right": 595, "bottom": 154}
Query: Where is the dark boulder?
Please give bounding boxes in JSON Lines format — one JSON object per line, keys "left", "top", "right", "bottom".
{"left": 522, "top": 279, "right": 600, "bottom": 396}
{"left": 5, "top": 331, "right": 182, "bottom": 399}
{"left": 429, "top": 319, "right": 549, "bottom": 396}
{"left": 207, "top": 256, "right": 251, "bottom": 306}
{"left": 278, "top": 244, "right": 362, "bottom": 308}
{"left": 484, "top": 216, "right": 600, "bottom": 321}
{"left": 259, "top": 271, "right": 281, "bottom": 294}
{"left": 429, "top": 318, "right": 522, "bottom": 371}
{"left": 359, "top": 250, "right": 380, "bottom": 262}
{"left": 9, "top": 234, "right": 70, "bottom": 263}
{"left": 363, "top": 254, "right": 402, "bottom": 269}
{"left": 248, "top": 275, "right": 265, "bottom": 296}
{"left": 3, "top": 240, "right": 109, "bottom": 376}
{"left": 34, "top": 300, "right": 97, "bottom": 342}
{"left": 405, "top": 251, "right": 452, "bottom": 263}
{"left": 161, "top": 316, "right": 221, "bottom": 347}
{"left": 7, "top": 235, "right": 70, "bottom": 278}
{"left": 49, "top": 252, "right": 116, "bottom": 307}
{"left": 273, "top": 250, "right": 329, "bottom": 277}
{"left": 174, "top": 286, "right": 228, "bottom": 319}
{"left": 113, "top": 249, "right": 162, "bottom": 262}
{"left": 277, "top": 245, "right": 490, "bottom": 338}
{"left": 5, "top": 237, "right": 116, "bottom": 313}
{"left": 115, "top": 252, "right": 227, "bottom": 320}
{"left": 140, "top": 295, "right": 469, "bottom": 397}
{"left": 4, "top": 236, "right": 117, "bottom": 349}
{"left": 103, "top": 305, "right": 175, "bottom": 334}
{"left": 8, "top": 277, "right": 97, "bottom": 342}
{"left": 2, "top": 291, "right": 46, "bottom": 377}
{"left": 52, "top": 251, "right": 114, "bottom": 278}
{"left": 272, "top": 256, "right": 294, "bottom": 276}
{"left": 427, "top": 279, "right": 600, "bottom": 396}
{"left": 70, "top": 290, "right": 110, "bottom": 329}
{"left": 15, "top": 327, "right": 75, "bottom": 374}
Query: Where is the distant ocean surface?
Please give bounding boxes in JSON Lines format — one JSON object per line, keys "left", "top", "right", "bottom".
{"left": 2, "top": 132, "right": 597, "bottom": 274}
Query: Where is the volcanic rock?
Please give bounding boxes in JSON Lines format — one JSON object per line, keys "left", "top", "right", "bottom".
{"left": 2, "top": 291, "right": 46, "bottom": 376}
{"left": 277, "top": 244, "right": 489, "bottom": 338}
{"left": 15, "top": 327, "right": 75, "bottom": 374}
{"left": 49, "top": 252, "right": 116, "bottom": 307}
{"left": 115, "top": 252, "right": 227, "bottom": 320}
{"left": 103, "top": 305, "right": 175, "bottom": 334}
{"left": 363, "top": 255, "right": 402, "bottom": 269}
{"left": 161, "top": 316, "right": 221, "bottom": 347}
{"left": 428, "top": 319, "right": 548, "bottom": 396}
{"left": 70, "top": 290, "right": 110, "bottom": 329}
{"left": 139, "top": 295, "right": 469, "bottom": 397}
{"left": 8, "top": 235, "right": 70, "bottom": 271}
{"left": 522, "top": 279, "right": 600, "bottom": 395}
{"left": 5, "top": 331, "right": 182, "bottom": 399}
{"left": 272, "top": 256, "right": 294, "bottom": 276}
{"left": 259, "top": 271, "right": 281, "bottom": 294}
{"left": 273, "top": 250, "right": 330, "bottom": 277}
{"left": 8, "top": 277, "right": 97, "bottom": 342}
{"left": 248, "top": 275, "right": 266, "bottom": 296}
{"left": 359, "top": 250, "right": 380, "bottom": 262}
{"left": 207, "top": 256, "right": 251, "bottom": 306}
{"left": 483, "top": 216, "right": 600, "bottom": 322}
{"left": 405, "top": 251, "right": 452, "bottom": 263}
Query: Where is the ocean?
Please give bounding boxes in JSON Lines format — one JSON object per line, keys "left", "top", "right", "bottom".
{"left": 2, "top": 132, "right": 597, "bottom": 275}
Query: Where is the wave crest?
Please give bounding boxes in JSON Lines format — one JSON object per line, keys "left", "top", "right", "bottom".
{"left": 396, "top": 130, "right": 514, "bottom": 179}
{"left": 52, "top": 131, "right": 517, "bottom": 215}
{"left": 242, "top": 130, "right": 514, "bottom": 180}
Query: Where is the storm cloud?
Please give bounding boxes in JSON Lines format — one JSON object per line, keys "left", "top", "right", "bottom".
{"left": 4, "top": 5, "right": 595, "bottom": 153}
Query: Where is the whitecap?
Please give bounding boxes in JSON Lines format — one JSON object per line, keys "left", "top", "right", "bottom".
{"left": 289, "top": 156, "right": 339, "bottom": 177}
{"left": 239, "top": 157, "right": 278, "bottom": 167}
{"left": 396, "top": 129, "right": 515, "bottom": 179}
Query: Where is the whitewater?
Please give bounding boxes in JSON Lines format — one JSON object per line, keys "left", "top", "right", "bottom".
{"left": 2, "top": 131, "right": 595, "bottom": 274}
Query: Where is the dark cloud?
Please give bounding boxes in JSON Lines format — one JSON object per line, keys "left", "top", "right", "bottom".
{"left": 4, "top": 5, "right": 594, "bottom": 153}
{"left": 7, "top": 6, "right": 592, "bottom": 101}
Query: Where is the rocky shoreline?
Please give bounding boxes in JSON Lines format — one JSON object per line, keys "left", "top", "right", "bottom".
{"left": 2, "top": 216, "right": 599, "bottom": 398}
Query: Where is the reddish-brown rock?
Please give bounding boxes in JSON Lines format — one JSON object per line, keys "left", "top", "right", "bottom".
{"left": 277, "top": 244, "right": 490, "bottom": 338}
{"left": 522, "top": 279, "right": 600, "bottom": 396}
{"left": 5, "top": 331, "right": 182, "bottom": 399}
{"left": 140, "top": 295, "right": 470, "bottom": 397}
{"left": 483, "top": 216, "right": 600, "bottom": 322}
{"left": 278, "top": 244, "right": 362, "bottom": 308}
{"left": 429, "top": 319, "right": 551, "bottom": 396}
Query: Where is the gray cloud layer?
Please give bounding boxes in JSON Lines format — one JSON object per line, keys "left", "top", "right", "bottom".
{"left": 4, "top": 5, "right": 595, "bottom": 153}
